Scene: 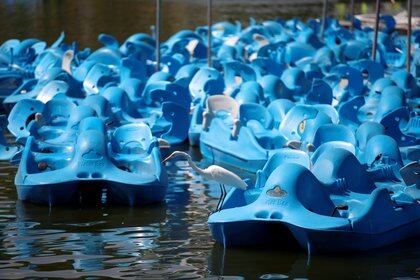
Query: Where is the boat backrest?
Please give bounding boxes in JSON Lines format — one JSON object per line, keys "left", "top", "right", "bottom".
{"left": 82, "top": 94, "right": 113, "bottom": 121}
{"left": 265, "top": 164, "right": 335, "bottom": 216}
{"left": 312, "top": 124, "right": 356, "bottom": 149}
{"left": 112, "top": 123, "right": 153, "bottom": 154}
{"left": 375, "top": 86, "right": 404, "bottom": 121}
{"left": 400, "top": 162, "right": 419, "bottom": 186}
{"left": 66, "top": 105, "right": 97, "bottom": 130}
{"left": 203, "top": 95, "right": 239, "bottom": 130}
{"left": 313, "top": 147, "right": 374, "bottom": 194}
{"left": 364, "top": 135, "right": 403, "bottom": 167}
{"left": 42, "top": 98, "right": 76, "bottom": 125}
{"left": 256, "top": 150, "right": 310, "bottom": 188}
{"left": 149, "top": 83, "right": 191, "bottom": 109}
{"left": 239, "top": 103, "right": 272, "bottom": 130}
{"left": 267, "top": 99, "right": 294, "bottom": 129}
{"left": 355, "top": 121, "right": 385, "bottom": 151}
{"left": 206, "top": 95, "right": 238, "bottom": 118}
{"left": 79, "top": 117, "right": 105, "bottom": 134}
{"left": 279, "top": 105, "right": 332, "bottom": 142}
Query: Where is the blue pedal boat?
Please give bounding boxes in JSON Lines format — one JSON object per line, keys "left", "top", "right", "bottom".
{"left": 208, "top": 139, "right": 420, "bottom": 253}
{"left": 15, "top": 117, "right": 168, "bottom": 205}
{"left": 199, "top": 95, "right": 333, "bottom": 173}
{"left": 188, "top": 67, "right": 225, "bottom": 146}
{"left": 200, "top": 95, "right": 286, "bottom": 172}
{"left": 102, "top": 84, "right": 190, "bottom": 145}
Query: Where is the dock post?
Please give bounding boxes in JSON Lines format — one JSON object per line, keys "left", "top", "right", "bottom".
{"left": 350, "top": 0, "right": 355, "bottom": 30}
{"left": 155, "top": 0, "right": 161, "bottom": 72}
{"left": 372, "top": 0, "right": 380, "bottom": 61}
{"left": 320, "top": 0, "right": 328, "bottom": 39}
{"left": 406, "top": 0, "right": 412, "bottom": 72}
{"left": 207, "top": 0, "right": 213, "bottom": 67}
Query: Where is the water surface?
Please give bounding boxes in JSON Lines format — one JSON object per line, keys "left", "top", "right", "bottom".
{"left": 0, "top": 0, "right": 419, "bottom": 279}
{"left": 0, "top": 145, "right": 419, "bottom": 279}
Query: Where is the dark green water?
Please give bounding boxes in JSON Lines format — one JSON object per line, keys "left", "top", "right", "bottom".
{"left": 0, "top": 0, "right": 418, "bottom": 48}
{"left": 0, "top": 1, "right": 419, "bottom": 279}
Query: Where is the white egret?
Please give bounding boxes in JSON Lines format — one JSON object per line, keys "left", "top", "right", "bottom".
{"left": 162, "top": 151, "right": 247, "bottom": 212}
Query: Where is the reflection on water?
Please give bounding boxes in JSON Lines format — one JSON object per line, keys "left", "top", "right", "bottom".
{"left": 0, "top": 0, "right": 420, "bottom": 278}
{"left": 0, "top": 0, "right": 418, "bottom": 49}
{"left": 0, "top": 146, "right": 419, "bottom": 279}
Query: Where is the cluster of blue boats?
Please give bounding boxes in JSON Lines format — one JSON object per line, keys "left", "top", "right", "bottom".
{"left": 0, "top": 15, "right": 419, "bottom": 253}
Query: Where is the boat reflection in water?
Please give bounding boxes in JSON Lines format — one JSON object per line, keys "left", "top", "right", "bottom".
{"left": 209, "top": 240, "right": 420, "bottom": 279}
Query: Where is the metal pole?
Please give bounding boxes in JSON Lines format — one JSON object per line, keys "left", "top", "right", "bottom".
{"left": 372, "top": 0, "right": 380, "bottom": 61}
{"left": 207, "top": 0, "right": 213, "bottom": 67}
{"left": 155, "top": 0, "right": 161, "bottom": 72}
{"left": 320, "top": 0, "right": 328, "bottom": 39}
{"left": 350, "top": 0, "right": 355, "bottom": 30}
{"left": 406, "top": 0, "right": 412, "bottom": 72}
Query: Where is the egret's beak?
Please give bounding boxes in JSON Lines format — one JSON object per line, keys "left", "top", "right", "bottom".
{"left": 161, "top": 152, "right": 178, "bottom": 164}
{"left": 161, "top": 155, "right": 172, "bottom": 164}
{"left": 161, "top": 151, "right": 189, "bottom": 164}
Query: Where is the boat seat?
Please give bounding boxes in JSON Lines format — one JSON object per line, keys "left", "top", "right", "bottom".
{"left": 312, "top": 124, "right": 356, "bottom": 149}
{"left": 41, "top": 98, "right": 76, "bottom": 126}
{"left": 111, "top": 123, "right": 153, "bottom": 155}
{"left": 82, "top": 95, "right": 114, "bottom": 122}
{"left": 239, "top": 103, "right": 273, "bottom": 132}
{"left": 255, "top": 149, "right": 311, "bottom": 188}
{"left": 149, "top": 82, "right": 191, "bottom": 109}
{"left": 236, "top": 103, "right": 288, "bottom": 149}
{"left": 31, "top": 152, "right": 71, "bottom": 172}
{"left": 83, "top": 63, "right": 117, "bottom": 95}
{"left": 223, "top": 61, "right": 256, "bottom": 93}
{"left": 78, "top": 117, "right": 106, "bottom": 134}
{"left": 312, "top": 147, "right": 375, "bottom": 194}
{"left": 355, "top": 121, "right": 385, "bottom": 151}
{"left": 36, "top": 80, "right": 70, "bottom": 103}
{"left": 265, "top": 163, "right": 335, "bottom": 216}
{"left": 364, "top": 135, "right": 403, "bottom": 167}
{"left": 66, "top": 105, "right": 97, "bottom": 130}
{"left": 110, "top": 123, "right": 156, "bottom": 174}
{"left": 312, "top": 104, "right": 339, "bottom": 124}
{"left": 203, "top": 95, "right": 238, "bottom": 130}
{"left": 375, "top": 86, "right": 404, "bottom": 122}
{"left": 279, "top": 105, "right": 332, "bottom": 142}
{"left": 266, "top": 99, "right": 294, "bottom": 129}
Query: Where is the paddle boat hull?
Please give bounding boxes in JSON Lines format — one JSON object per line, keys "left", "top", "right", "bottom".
{"left": 15, "top": 118, "right": 169, "bottom": 206}
{"left": 210, "top": 216, "right": 420, "bottom": 253}
{"left": 208, "top": 140, "right": 420, "bottom": 253}
{"left": 16, "top": 179, "right": 168, "bottom": 206}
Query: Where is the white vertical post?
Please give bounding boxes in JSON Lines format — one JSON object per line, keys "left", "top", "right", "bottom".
{"left": 320, "top": 0, "right": 328, "bottom": 39}
{"left": 207, "top": 0, "right": 213, "bottom": 67}
{"left": 372, "top": 0, "right": 380, "bottom": 61}
{"left": 155, "top": 0, "right": 161, "bottom": 72}
{"left": 406, "top": 0, "right": 412, "bottom": 72}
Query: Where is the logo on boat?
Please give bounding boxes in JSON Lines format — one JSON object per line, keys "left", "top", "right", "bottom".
{"left": 266, "top": 186, "right": 287, "bottom": 198}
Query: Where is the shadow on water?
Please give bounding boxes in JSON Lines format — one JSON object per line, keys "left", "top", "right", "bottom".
{"left": 209, "top": 238, "right": 420, "bottom": 279}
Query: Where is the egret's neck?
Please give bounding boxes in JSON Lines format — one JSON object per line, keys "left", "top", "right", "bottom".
{"left": 185, "top": 155, "right": 204, "bottom": 176}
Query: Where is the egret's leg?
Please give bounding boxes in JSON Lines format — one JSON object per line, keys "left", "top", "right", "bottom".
{"left": 218, "top": 184, "right": 227, "bottom": 212}
{"left": 214, "top": 183, "right": 224, "bottom": 213}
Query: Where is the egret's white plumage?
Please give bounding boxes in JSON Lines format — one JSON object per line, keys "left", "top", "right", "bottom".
{"left": 162, "top": 151, "right": 247, "bottom": 212}
{"left": 162, "top": 151, "right": 247, "bottom": 190}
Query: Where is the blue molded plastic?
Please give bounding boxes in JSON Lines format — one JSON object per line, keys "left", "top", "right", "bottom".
{"left": 15, "top": 118, "right": 168, "bottom": 205}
